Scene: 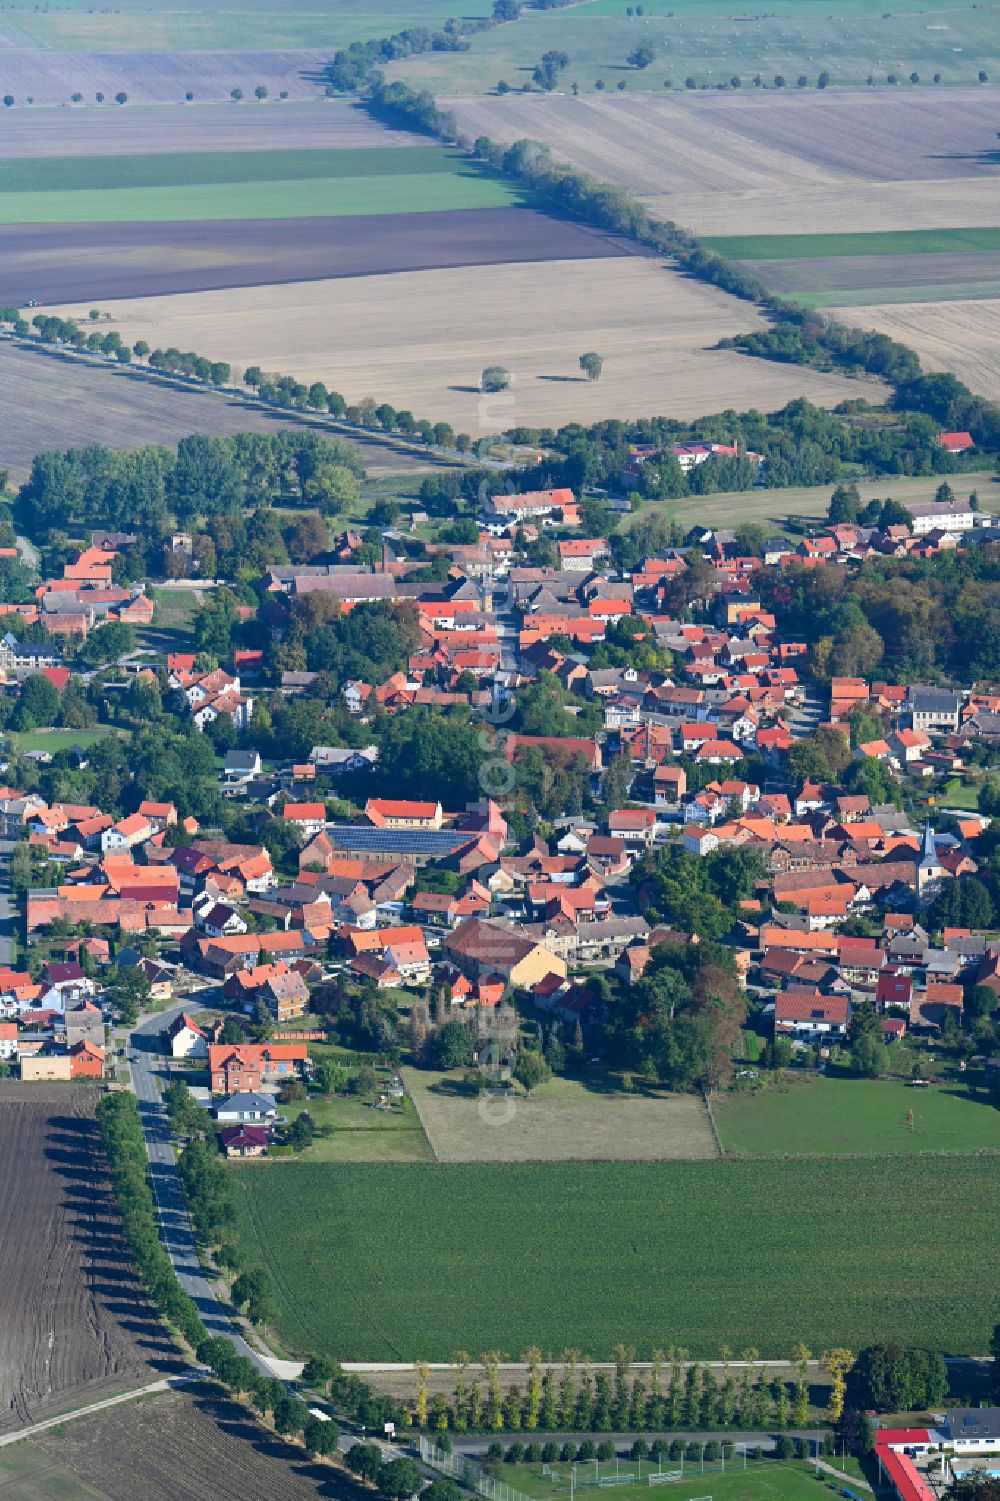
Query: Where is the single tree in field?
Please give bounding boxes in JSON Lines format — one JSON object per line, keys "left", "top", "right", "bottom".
{"left": 774, "top": 73, "right": 786, "bottom": 86}
{"left": 230, "top": 86, "right": 243, "bottom": 101}
{"left": 514, "top": 1049, "right": 550, "bottom": 1095}
{"left": 617, "top": 78, "right": 627, "bottom": 90}
{"left": 185, "top": 90, "right": 194, "bottom": 101}
{"left": 89, "top": 308, "right": 101, "bottom": 322}
{"left": 481, "top": 365, "right": 510, "bottom": 392}
{"left": 115, "top": 91, "right": 128, "bottom": 104}
{"left": 979, "top": 69, "right": 989, "bottom": 82}
{"left": 579, "top": 351, "right": 603, "bottom": 382}
{"left": 595, "top": 78, "right": 605, "bottom": 89}
{"left": 255, "top": 84, "right": 268, "bottom": 100}
{"left": 628, "top": 42, "right": 656, "bottom": 68}
{"left": 70, "top": 92, "right": 82, "bottom": 103}
{"left": 817, "top": 70, "right": 830, "bottom": 86}
{"left": 95, "top": 91, "right": 105, "bottom": 102}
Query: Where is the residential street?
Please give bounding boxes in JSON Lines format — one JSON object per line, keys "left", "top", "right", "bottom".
{"left": 128, "top": 1004, "right": 271, "bottom": 1375}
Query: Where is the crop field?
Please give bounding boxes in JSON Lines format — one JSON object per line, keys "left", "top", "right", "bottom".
{"left": 230, "top": 1155, "right": 1000, "bottom": 1359}
{"left": 390, "top": 5, "right": 1000, "bottom": 95}
{"left": 54, "top": 258, "right": 877, "bottom": 432}
{"left": 447, "top": 90, "right": 1000, "bottom": 235}
{"left": 0, "top": 1385, "right": 341, "bottom": 1500}
{"left": 0, "top": 99, "right": 423, "bottom": 159}
{"left": 405, "top": 1068, "right": 718, "bottom": 1162}
{"left": 0, "top": 342, "right": 432, "bottom": 482}
{"left": 0, "top": 49, "right": 331, "bottom": 106}
{"left": 0, "top": 1084, "right": 176, "bottom": 1433}
{"left": 1, "top": 0, "right": 469, "bottom": 52}
{"left": 834, "top": 297, "right": 1000, "bottom": 400}
{"left": 625, "top": 469, "right": 1000, "bottom": 536}
{"left": 715, "top": 1076, "right": 1000, "bottom": 1157}
{"left": 0, "top": 164, "right": 522, "bottom": 226}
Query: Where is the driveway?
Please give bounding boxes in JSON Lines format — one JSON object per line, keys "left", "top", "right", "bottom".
{"left": 128, "top": 1005, "right": 271, "bottom": 1375}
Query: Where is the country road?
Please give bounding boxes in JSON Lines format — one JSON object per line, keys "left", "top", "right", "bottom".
{"left": 0, "top": 1374, "right": 196, "bottom": 1449}
{"left": 128, "top": 1004, "right": 273, "bottom": 1376}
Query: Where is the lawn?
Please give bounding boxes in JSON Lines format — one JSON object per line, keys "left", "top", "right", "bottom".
{"left": 283, "top": 1090, "right": 435, "bottom": 1163}
{"left": 941, "top": 777, "right": 983, "bottom": 811}
{"left": 149, "top": 586, "right": 201, "bottom": 629}
{"left": 229, "top": 1155, "right": 1000, "bottom": 1358}
{"left": 0, "top": 169, "right": 523, "bottom": 225}
{"left": 404, "top": 1067, "right": 718, "bottom": 1161}
{"left": 702, "top": 229, "right": 1000, "bottom": 261}
{"left": 0, "top": 146, "right": 461, "bottom": 195}
{"left": 714, "top": 1075, "right": 1000, "bottom": 1157}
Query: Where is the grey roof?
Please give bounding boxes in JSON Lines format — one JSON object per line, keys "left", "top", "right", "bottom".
{"left": 910, "top": 687, "right": 963, "bottom": 712}
{"left": 224, "top": 750, "right": 260, "bottom": 772}
{"left": 215, "top": 1091, "right": 277, "bottom": 1115}
{"left": 326, "top": 825, "right": 475, "bottom": 857}
{"left": 946, "top": 1408, "right": 1000, "bottom": 1440}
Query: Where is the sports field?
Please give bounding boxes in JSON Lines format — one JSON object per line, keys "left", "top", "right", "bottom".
{"left": 230, "top": 1155, "right": 1000, "bottom": 1358}
{"left": 715, "top": 1076, "right": 1000, "bottom": 1157}
{"left": 506, "top": 1459, "right": 831, "bottom": 1501}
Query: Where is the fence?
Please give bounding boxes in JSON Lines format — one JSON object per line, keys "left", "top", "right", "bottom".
{"left": 419, "top": 1438, "right": 536, "bottom": 1501}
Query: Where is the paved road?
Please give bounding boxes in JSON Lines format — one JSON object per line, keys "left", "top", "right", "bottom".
{"left": 128, "top": 1004, "right": 270, "bottom": 1375}
{"left": 0, "top": 837, "right": 18, "bottom": 967}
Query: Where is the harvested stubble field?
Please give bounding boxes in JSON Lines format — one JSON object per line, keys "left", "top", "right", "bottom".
{"left": 0, "top": 342, "right": 432, "bottom": 481}
{"left": 230, "top": 1155, "right": 1000, "bottom": 1359}
{"left": 448, "top": 90, "right": 1000, "bottom": 236}
{"left": 390, "top": 4, "right": 1000, "bottom": 94}
{"left": 0, "top": 1084, "right": 177, "bottom": 1434}
{"left": 834, "top": 297, "right": 1000, "bottom": 399}
{"left": 0, "top": 99, "right": 422, "bottom": 158}
{"left": 57, "top": 258, "right": 878, "bottom": 431}
{"left": 404, "top": 1068, "right": 718, "bottom": 1162}
{"left": 0, "top": 48, "right": 330, "bottom": 105}
{"left": 0, "top": 1385, "right": 352, "bottom": 1500}
{"left": 2, "top": 207, "right": 629, "bottom": 304}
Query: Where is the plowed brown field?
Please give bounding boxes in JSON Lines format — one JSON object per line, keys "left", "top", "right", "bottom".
{"left": 0, "top": 1084, "right": 176, "bottom": 1433}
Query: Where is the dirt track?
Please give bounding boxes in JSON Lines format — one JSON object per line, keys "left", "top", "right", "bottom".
{"left": 0, "top": 1085, "right": 177, "bottom": 1434}
{"left": 0, "top": 207, "right": 647, "bottom": 305}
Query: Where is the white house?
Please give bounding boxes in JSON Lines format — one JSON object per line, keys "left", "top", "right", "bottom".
{"left": 773, "top": 994, "right": 850, "bottom": 1041}
{"left": 214, "top": 1090, "right": 278, "bottom": 1124}
{"left": 168, "top": 1011, "right": 208, "bottom": 1059}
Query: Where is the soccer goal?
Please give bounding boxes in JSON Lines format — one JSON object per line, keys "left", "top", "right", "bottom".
{"left": 647, "top": 1473, "right": 683, "bottom": 1486}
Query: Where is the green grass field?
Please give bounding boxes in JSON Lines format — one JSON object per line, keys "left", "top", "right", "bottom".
{"left": 714, "top": 1076, "right": 1000, "bottom": 1157}
{"left": 385, "top": 4, "right": 1000, "bottom": 94}
{"left": 230, "top": 1155, "right": 1000, "bottom": 1358}
{"left": 9, "top": 726, "right": 119, "bottom": 755}
{"left": 0, "top": 146, "right": 459, "bottom": 196}
{"left": 0, "top": 166, "right": 523, "bottom": 226}
{"left": 283, "top": 1091, "right": 435, "bottom": 1163}
{"left": 506, "top": 1460, "right": 836, "bottom": 1501}
{"left": 3, "top": 0, "right": 470, "bottom": 52}
{"left": 622, "top": 469, "right": 1000, "bottom": 537}
{"left": 703, "top": 229, "right": 1000, "bottom": 261}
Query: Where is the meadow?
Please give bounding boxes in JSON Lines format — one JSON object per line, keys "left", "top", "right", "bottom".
{"left": 702, "top": 229, "right": 1000, "bottom": 260}
{"left": 1, "top": 0, "right": 470, "bottom": 52}
{"left": 714, "top": 1076, "right": 1000, "bottom": 1157}
{"left": 390, "top": 4, "right": 1000, "bottom": 95}
{"left": 230, "top": 1155, "right": 1000, "bottom": 1359}
{"left": 405, "top": 1067, "right": 718, "bottom": 1161}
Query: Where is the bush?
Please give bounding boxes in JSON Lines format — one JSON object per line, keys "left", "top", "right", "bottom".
{"left": 597, "top": 1441, "right": 615, "bottom": 1461}
{"left": 542, "top": 1443, "right": 559, "bottom": 1463}
{"left": 704, "top": 1442, "right": 721, "bottom": 1461}
{"left": 506, "top": 1444, "right": 525, "bottom": 1464}
{"left": 486, "top": 1443, "right": 504, "bottom": 1464}
{"left": 722, "top": 1442, "right": 734, "bottom": 1460}
{"left": 775, "top": 1435, "right": 794, "bottom": 1460}
{"left": 668, "top": 1440, "right": 684, "bottom": 1461}
{"left": 684, "top": 1443, "right": 702, "bottom": 1462}
{"left": 561, "top": 1444, "right": 577, "bottom": 1463}
{"left": 524, "top": 1444, "right": 542, "bottom": 1463}
{"left": 578, "top": 1441, "right": 596, "bottom": 1461}
{"left": 631, "top": 1440, "right": 649, "bottom": 1460}
{"left": 793, "top": 1438, "right": 809, "bottom": 1460}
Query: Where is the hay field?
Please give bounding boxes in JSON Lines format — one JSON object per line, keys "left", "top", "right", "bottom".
{"left": 834, "top": 297, "right": 1000, "bottom": 399}
{"left": 405, "top": 1068, "right": 718, "bottom": 1162}
{"left": 51, "top": 259, "right": 878, "bottom": 431}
